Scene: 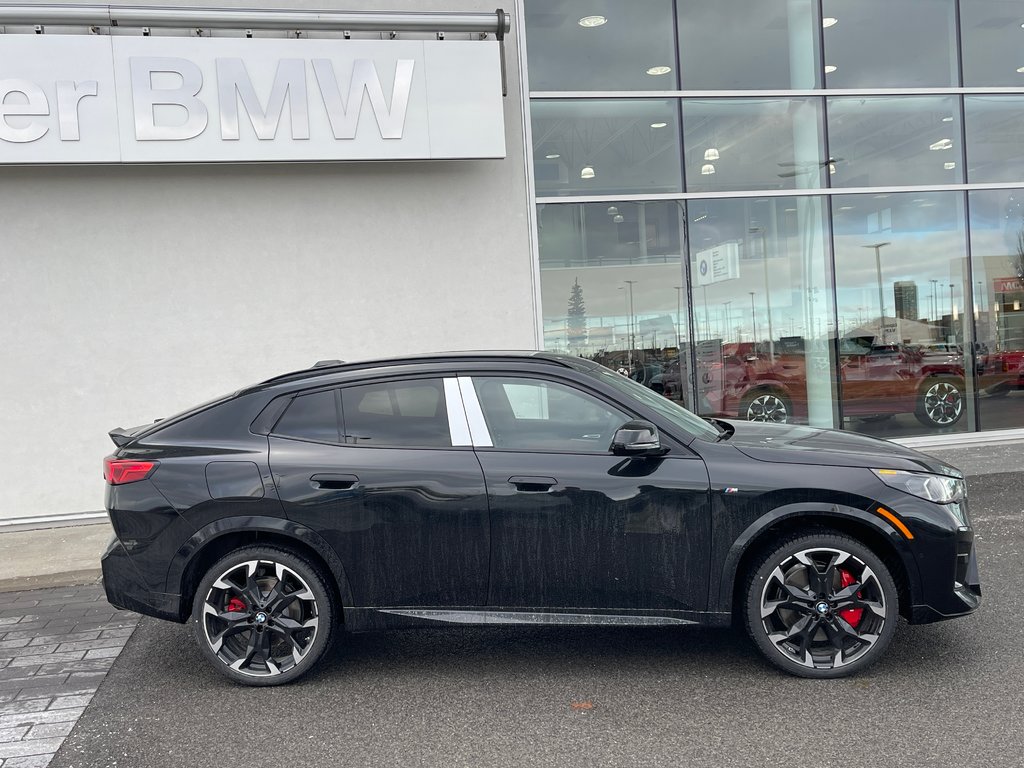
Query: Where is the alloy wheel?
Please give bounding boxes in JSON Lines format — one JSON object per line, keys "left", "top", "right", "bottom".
{"left": 922, "top": 381, "right": 962, "bottom": 426}
{"left": 745, "top": 393, "right": 789, "bottom": 423}
{"left": 201, "top": 559, "right": 320, "bottom": 678}
{"left": 759, "top": 547, "right": 887, "bottom": 670}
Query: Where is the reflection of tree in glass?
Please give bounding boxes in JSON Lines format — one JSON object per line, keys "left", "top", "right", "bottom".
{"left": 567, "top": 277, "right": 587, "bottom": 347}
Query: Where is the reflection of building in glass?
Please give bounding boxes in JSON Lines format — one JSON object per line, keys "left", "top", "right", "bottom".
{"left": 894, "top": 281, "right": 919, "bottom": 321}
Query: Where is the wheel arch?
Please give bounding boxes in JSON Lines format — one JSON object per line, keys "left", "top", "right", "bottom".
{"left": 718, "top": 503, "right": 921, "bottom": 624}
{"left": 167, "top": 516, "right": 354, "bottom": 623}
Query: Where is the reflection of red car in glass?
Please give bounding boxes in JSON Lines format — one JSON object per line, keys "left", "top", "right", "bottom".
{"left": 981, "top": 350, "right": 1024, "bottom": 396}
{"left": 697, "top": 337, "right": 971, "bottom": 428}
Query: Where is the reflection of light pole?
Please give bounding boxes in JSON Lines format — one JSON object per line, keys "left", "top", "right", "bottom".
{"left": 930, "top": 279, "right": 938, "bottom": 323}
{"left": 617, "top": 286, "right": 629, "bottom": 353}
{"left": 722, "top": 300, "right": 733, "bottom": 343}
{"left": 674, "top": 285, "right": 684, "bottom": 348}
{"left": 624, "top": 279, "right": 637, "bottom": 363}
{"left": 749, "top": 291, "right": 758, "bottom": 350}
{"left": 862, "top": 242, "right": 891, "bottom": 339}
{"left": 701, "top": 285, "right": 711, "bottom": 340}
{"left": 949, "top": 283, "right": 956, "bottom": 340}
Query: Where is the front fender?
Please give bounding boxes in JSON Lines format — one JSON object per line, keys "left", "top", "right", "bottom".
{"left": 165, "top": 515, "right": 355, "bottom": 618}
{"left": 714, "top": 502, "right": 923, "bottom": 615}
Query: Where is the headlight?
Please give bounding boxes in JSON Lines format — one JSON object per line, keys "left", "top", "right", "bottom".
{"left": 872, "top": 469, "right": 965, "bottom": 504}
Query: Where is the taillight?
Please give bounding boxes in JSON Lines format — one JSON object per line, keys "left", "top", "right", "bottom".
{"left": 103, "top": 457, "right": 156, "bottom": 485}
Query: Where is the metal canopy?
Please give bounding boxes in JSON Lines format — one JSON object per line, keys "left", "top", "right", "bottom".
{"left": 0, "top": 4, "right": 510, "bottom": 35}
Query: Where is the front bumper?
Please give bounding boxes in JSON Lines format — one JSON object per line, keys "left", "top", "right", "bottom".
{"left": 909, "top": 529, "right": 982, "bottom": 624}
{"left": 101, "top": 536, "right": 185, "bottom": 622}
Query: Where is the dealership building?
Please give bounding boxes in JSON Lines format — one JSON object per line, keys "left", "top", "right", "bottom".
{"left": 2, "top": 0, "right": 1023, "bottom": 526}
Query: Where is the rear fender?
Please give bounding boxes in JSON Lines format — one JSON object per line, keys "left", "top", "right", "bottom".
{"left": 165, "top": 515, "right": 355, "bottom": 619}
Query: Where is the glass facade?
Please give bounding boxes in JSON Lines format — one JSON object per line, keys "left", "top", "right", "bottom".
{"left": 525, "top": 0, "right": 1024, "bottom": 437}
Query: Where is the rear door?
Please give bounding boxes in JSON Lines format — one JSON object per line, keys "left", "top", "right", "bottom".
{"left": 268, "top": 377, "right": 490, "bottom": 609}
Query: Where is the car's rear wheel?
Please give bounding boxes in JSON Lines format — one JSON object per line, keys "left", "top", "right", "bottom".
{"left": 191, "top": 546, "right": 336, "bottom": 686}
{"left": 740, "top": 389, "right": 792, "bottom": 423}
{"left": 744, "top": 533, "right": 898, "bottom": 678}
{"left": 914, "top": 376, "right": 964, "bottom": 428}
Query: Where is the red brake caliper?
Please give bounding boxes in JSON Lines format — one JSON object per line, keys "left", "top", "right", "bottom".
{"left": 227, "top": 597, "right": 247, "bottom": 613}
{"left": 838, "top": 569, "right": 863, "bottom": 627}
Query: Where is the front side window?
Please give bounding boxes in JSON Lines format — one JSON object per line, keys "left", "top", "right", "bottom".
{"left": 341, "top": 379, "right": 452, "bottom": 448}
{"left": 471, "top": 377, "right": 629, "bottom": 452}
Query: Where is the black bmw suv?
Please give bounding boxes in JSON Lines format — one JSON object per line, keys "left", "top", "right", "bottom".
{"left": 101, "top": 352, "right": 980, "bottom": 685}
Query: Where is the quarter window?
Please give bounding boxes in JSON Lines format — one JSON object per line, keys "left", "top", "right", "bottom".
{"left": 471, "top": 377, "right": 629, "bottom": 451}
{"left": 341, "top": 380, "right": 452, "bottom": 448}
{"left": 272, "top": 390, "right": 340, "bottom": 443}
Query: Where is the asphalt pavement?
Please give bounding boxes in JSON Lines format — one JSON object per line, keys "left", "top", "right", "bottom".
{"left": 48, "top": 470, "right": 1024, "bottom": 768}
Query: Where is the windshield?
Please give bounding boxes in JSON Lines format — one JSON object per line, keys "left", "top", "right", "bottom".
{"left": 583, "top": 364, "right": 721, "bottom": 442}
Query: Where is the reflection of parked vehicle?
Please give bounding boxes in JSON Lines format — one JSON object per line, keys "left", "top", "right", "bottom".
{"left": 629, "top": 363, "right": 664, "bottom": 389}
{"left": 979, "top": 350, "right": 1024, "bottom": 396}
{"left": 696, "top": 337, "right": 970, "bottom": 428}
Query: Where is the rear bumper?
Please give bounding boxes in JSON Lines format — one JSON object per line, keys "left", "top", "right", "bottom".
{"left": 101, "top": 536, "right": 185, "bottom": 623}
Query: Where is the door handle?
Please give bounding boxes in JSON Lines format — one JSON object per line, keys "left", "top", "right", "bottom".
{"left": 508, "top": 476, "right": 557, "bottom": 493}
{"left": 310, "top": 473, "right": 359, "bottom": 490}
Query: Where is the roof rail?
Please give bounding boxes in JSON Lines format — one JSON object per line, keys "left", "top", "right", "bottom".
{"left": 253, "top": 352, "right": 573, "bottom": 389}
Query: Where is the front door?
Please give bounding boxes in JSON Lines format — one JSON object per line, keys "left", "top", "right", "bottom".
{"left": 463, "top": 374, "right": 711, "bottom": 614}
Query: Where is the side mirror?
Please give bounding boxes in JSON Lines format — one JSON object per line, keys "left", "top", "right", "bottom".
{"left": 610, "top": 420, "right": 667, "bottom": 456}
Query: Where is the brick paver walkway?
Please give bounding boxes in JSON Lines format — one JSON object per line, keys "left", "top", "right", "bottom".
{"left": 0, "top": 585, "right": 139, "bottom": 767}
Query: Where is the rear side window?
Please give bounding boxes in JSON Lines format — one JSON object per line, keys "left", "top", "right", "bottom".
{"left": 341, "top": 380, "right": 451, "bottom": 448}
{"left": 272, "top": 390, "right": 340, "bottom": 443}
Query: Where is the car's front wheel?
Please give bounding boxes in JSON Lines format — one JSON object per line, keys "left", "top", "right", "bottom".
{"left": 744, "top": 533, "right": 898, "bottom": 678}
{"left": 191, "top": 546, "right": 337, "bottom": 686}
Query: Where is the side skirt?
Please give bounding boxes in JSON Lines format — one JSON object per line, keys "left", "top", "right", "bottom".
{"left": 343, "top": 607, "right": 732, "bottom": 632}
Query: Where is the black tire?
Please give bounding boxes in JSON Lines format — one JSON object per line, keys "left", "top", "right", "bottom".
{"left": 914, "top": 376, "right": 965, "bottom": 428}
{"left": 744, "top": 532, "right": 898, "bottom": 679}
{"left": 739, "top": 388, "right": 792, "bottom": 424}
{"left": 191, "top": 545, "right": 337, "bottom": 687}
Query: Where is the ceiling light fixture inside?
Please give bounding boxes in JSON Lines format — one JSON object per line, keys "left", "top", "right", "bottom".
{"left": 545, "top": 154, "right": 560, "bottom": 159}
{"left": 607, "top": 205, "right": 619, "bottom": 215}
{"left": 580, "top": 166, "right": 595, "bottom": 179}
{"left": 650, "top": 122, "right": 668, "bottom": 129}
{"left": 613, "top": 214, "right": 625, "bottom": 223}
{"left": 944, "top": 162, "right": 957, "bottom": 170}
{"left": 701, "top": 163, "right": 715, "bottom": 175}
{"left": 824, "top": 65, "right": 837, "bottom": 74}
{"left": 929, "top": 138, "right": 953, "bottom": 151}
{"left": 1017, "top": 66, "right": 1024, "bottom": 73}
{"left": 704, "top": 148, "right": 720, "bottom": 161}
{"left": 578, "top": 15, "right": 608, "bottom": 27}
{"left": 941, "top": 116, "right": 954, "bottom": 122}
{"left": 646, "top": 65, "right": 672, "bottom": 76}
{"left": 822, "top": 17, "right": 838, "bottom": 28}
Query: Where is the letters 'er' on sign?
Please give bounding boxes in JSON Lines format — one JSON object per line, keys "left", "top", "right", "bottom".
{"left": 0, "top": 35, "right": 506, "bottom": 163}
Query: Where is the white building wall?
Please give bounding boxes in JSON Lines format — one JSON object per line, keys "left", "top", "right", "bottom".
{"left": 0, "top": 0, "right": 536, "bottom": 520}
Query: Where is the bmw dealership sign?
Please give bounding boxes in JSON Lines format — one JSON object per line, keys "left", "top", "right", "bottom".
{"left": 0, "top": 35, "right": 506, "bottom": 163}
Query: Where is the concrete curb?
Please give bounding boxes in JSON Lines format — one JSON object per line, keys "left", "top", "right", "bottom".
{"left": 0, "top": 523, "right": 111, "bottom": 595}
{"left": 0, "top": 569, "right": 102, "bottom": 594}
